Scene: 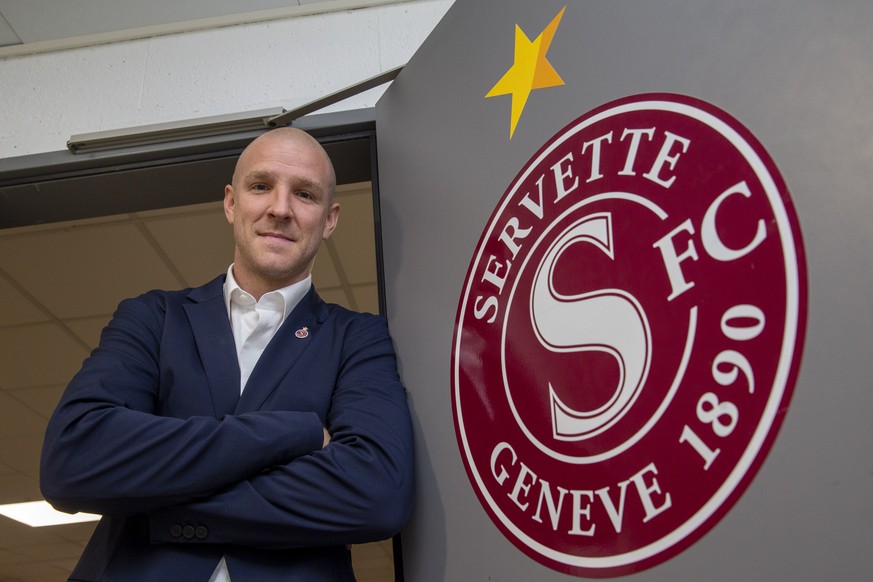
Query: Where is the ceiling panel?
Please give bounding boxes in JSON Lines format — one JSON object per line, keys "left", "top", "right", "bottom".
{"left": 49, "top": 523, "right": 99, "bottom": 546}
{"left": 0, "top": 323, "right": 89, "bottom": 390}
{"left": 0, "top": 473, "right": 39, "bottom": 506}
{"left": 13, "top": 540, "right": 83, "bottom": 562}
{"left": 332, "top": 190, "right": 378, "bottom": 285}
{"left": 0, "top": 560, "right": 69, "bottom": 580}
{"left": 0, "top": 436, "right": 42, "bottom": 478}
{"left": 0, "top": 223, "right": 183, "bottom": 319}
{"left": 0, "top": 277, "right": 46, "bottom": 327}
{"left": 64, "top": 316, "right": 112, "bottom": 351}
{"left": 0, "top": 394, "right": 45, "bottom": 439}
{"left": 140, "top": 204, "right": 235, "bottom": 288}
{"left": 351, "top": 283, "right": 380, "bottom": 315}
{"left": 6, "top": 386, "right": 66, "bottom": 420}
{"left": 311, "top": 247, "right": 343, "bottom": 289}
{"left": 64, "top": 313, "right": 111, "bottom": 352}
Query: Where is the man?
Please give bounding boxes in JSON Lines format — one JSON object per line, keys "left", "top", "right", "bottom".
{"left": 40, "top": 128, "right": 414, "bottom": 581}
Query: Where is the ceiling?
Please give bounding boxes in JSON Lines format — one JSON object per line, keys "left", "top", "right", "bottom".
{"left": 0, "top": 0, "right": 351, "bottom": 49}
{"left": 0, "top": 3, "right": 402, "bottom": 578}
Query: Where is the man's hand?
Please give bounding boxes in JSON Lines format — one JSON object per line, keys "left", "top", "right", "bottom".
{"left": 322, "top": 427, "right": 332, "bottom": 448}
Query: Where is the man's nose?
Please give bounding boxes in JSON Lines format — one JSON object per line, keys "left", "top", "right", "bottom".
{"left": 267, "top": 190, "right": 293, "bottom": 219}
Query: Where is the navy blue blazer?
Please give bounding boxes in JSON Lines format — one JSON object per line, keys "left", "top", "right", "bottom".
{"left": 40, "top": 275, "right": 414, "bottom": 581}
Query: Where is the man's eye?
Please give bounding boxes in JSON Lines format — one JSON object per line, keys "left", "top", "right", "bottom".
{"left": 297, "top": 191, "right": 313, "bottom": 200}
{"left": 252, "top": 183, "right": 269, "bottom": 192}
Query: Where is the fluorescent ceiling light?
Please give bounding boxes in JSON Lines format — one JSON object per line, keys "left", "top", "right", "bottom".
{"left": 0, "top": 500, "right": 100, "bottom": 527}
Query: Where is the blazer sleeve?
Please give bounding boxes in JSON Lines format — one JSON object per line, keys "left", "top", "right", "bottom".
{"left": 147, "top": 314, "right": 415, "bottom": 548}
{"left": 40, "top": 292, "right": 325, "bottom": 516}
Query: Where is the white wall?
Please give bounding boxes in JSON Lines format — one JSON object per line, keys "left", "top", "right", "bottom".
{"left": 0, "top": 0, "right": 454, "bottom": 159}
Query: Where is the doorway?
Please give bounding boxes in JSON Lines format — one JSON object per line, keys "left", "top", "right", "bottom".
{"left": 0, "top": 111, "right": 400, "bottom": 581}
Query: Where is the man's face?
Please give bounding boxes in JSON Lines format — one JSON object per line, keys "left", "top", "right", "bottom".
{"left": 224, "top": 132, "right": 340, "bottom": 296}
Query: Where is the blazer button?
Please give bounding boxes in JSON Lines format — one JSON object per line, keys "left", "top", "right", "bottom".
{"left": 170, "top": 524, "right": 183, "bottom": 538}
{"left": 182, "top": 525, "right": 196, "bottom": 540}
{"left": 195, "top": 526, "right": 209, "bottom": 540}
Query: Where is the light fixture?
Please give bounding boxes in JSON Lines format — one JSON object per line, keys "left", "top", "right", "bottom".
{"left": 0, "top": 500, "right": 100, "bottom": 527}
{"left": 67, "top": 108, "right": 285, "bottom": 154}
{"left": 66, "top": 65, "right": 404, "bottom": 154}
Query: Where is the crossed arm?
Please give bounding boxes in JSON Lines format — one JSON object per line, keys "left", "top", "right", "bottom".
{"left": 40, "top": 293, "right": 414, "bottom": 548}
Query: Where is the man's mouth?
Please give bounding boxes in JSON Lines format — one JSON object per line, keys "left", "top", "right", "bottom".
{"left": 259, "top": 231, "right": 294, "bottom": 242}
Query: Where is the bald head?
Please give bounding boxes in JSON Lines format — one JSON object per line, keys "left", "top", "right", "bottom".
{"left": 223, "top": 126, "right": 342, "bottom": 298}
{"left": 232, "top": 127, "right": 337, "bottom": 200}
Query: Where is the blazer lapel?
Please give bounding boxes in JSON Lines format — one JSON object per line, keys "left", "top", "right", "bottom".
{"left": 184, "top": 276, "right": 241, "bottom": 417}
{"left": 235, "top": 287, "right": 329, "bottom": 414}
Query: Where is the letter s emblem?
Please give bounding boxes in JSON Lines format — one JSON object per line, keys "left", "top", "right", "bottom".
{"left": 531, "top": 213, "right": 651, "bottom": 441}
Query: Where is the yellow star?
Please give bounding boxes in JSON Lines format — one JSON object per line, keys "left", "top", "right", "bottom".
{"left": 486, "top": 6, "right": 567, "bottom": 139}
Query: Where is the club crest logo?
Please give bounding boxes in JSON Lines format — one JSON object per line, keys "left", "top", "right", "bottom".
{"left": 451, "top": 93, "right": 807, "bottom": 577}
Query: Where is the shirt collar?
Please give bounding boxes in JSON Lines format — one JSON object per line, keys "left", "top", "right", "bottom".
{"left": 223, "top": 264, "right": 311, "bottom": 322}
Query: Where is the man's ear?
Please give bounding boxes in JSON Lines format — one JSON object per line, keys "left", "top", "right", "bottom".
{"left": 223, "top": 184, "right": 236, "bottom": 225}
{"left": 322, "top": 202, "right": 341, "bottom": 240}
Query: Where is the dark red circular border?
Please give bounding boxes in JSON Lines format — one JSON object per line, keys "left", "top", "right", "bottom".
{"left": 450, "top": 93, "right": 808, "bottom": 577}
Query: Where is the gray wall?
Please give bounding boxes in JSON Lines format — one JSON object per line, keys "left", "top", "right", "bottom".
{"left": 377, "top": 1, "right": 872, "bottom": 579}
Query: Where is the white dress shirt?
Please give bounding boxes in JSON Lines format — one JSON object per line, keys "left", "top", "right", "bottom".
{"left": 209, "top": 265, "right": 312, "bottom": 582}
